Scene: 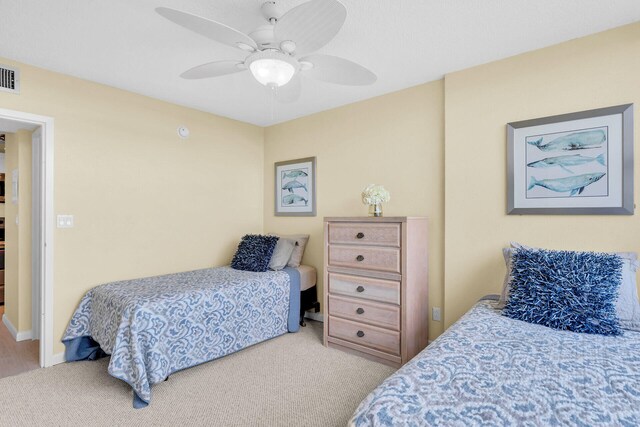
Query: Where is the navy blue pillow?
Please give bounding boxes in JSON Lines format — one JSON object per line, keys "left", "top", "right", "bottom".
{"left": 230, "top": 234, "right": 279, "bottom": 272}
{"left": 503, "top": 248, "right": 623, "bottom": 335}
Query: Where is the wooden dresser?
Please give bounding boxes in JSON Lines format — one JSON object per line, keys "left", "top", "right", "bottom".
{"left": 323, "top": 217, "right": 428, "bottom": 367}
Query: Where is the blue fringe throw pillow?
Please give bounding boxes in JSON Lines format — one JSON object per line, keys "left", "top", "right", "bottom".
{"left": 503, "top": 248, "right": 623, "bottom": 335}
{"left": 230, "top": 234, "right": 279, "bottom": 272}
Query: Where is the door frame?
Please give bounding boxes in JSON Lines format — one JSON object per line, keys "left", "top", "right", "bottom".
{"left": 0, "top": 107, "right": 54, "bottom": 367}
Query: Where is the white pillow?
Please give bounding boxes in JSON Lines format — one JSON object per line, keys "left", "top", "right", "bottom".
{"left": 269, "top": 238, "right": 296, "bottom": 271}
{"left": 279, "top": 234, "right": 310, "bottom": 268}
{"left": 501, "top": 242, "right": 640, "bottom": 332}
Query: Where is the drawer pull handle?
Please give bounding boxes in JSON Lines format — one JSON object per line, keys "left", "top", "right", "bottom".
{"left": 356, "top": 307, "right": 365, "bottom": 315}
{"left": 356, "top": 255, "right": 364, "bottom": 262}
{"left": 356, "top": 330, "right": 365, "bottom": 338}
{"left": 356, "top": 285, "right": 365, "bottom": 293}
{"left": 356, "top": 232, "right": 365, "bottom": 239}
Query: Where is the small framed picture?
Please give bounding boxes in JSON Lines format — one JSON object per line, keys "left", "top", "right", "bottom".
{"left": 507, "top": 104, "right": 634, "bottom": 215}
{"left": 275, "top": 157, "right": 316, "bottom": 216}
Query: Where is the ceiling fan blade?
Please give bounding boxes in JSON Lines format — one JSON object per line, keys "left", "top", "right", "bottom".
{"left": 274, "top": 0, "right": 346, "bottom": 57}
{"left": 180, "top": 61, "right": 245, "bottom": 80}
{"left": 300, "top": 54, "right": 376, "bottom": 86}
{"left": 156, "top": 7, "right": 257, "bottom": 51}
{"left": 274, "top": 74, "right": 302, "bottom": 103}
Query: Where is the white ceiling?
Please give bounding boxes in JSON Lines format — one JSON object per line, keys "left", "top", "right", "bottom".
{"left": 1, "top": 1, "right": 639, "bottom": 127}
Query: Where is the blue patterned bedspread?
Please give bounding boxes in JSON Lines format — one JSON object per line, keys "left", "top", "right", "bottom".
{"left": 351, "top": 297, "right": 640, "bottom": 426}
{"left": 63, "top": 266, "right": 300, "bottom": 407}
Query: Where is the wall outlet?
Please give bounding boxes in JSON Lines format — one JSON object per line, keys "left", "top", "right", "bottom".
{"left": 432, "top": 307, "right": 442, "bottom": 322}
{"left": 57, "top": 214, "right": 74, "bottom": 228}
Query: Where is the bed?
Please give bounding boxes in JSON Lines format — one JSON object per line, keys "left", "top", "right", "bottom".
{"left": 63, "top": 265, "right": 307, "bottom": 408}
{"left": 350, "top": 295, "right": 640, "bottom": 426}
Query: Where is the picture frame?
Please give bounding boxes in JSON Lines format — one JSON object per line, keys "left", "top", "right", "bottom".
{"left": 507, "top": 104, "right": 634, "bottom": 215}
{"left": 274, "top": 156, "right": 316, "bottom": 216}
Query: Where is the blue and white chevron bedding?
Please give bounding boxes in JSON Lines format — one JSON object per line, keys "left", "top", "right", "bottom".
{"left": 63, "top": 266, "right": 300, "bottom": 408}
{"left": 351, "top": 297, "right": 640, "bottom": 426}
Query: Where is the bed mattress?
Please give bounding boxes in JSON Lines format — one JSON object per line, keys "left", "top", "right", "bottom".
{"left": 297, "top": 265, "right": 317, "bottom": 291}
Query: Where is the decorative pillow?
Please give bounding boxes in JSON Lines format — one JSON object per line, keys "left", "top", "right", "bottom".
{"left": 269, "top": 238, "right": 295, "bottom": 271}
{"left": 502, "top": 242, "right": 640, "bottom": 332}
{"left": 502, "top": 248, "right": 623, "bottom": 335}
{"left": 276, "top": 234, "right": 309, "bottom": 268}
{"left": 230, "top": 234, "right": 279, "bottom": 272}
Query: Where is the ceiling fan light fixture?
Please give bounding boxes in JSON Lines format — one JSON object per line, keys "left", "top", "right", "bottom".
{"left": 247, "top": 50, "right": 299, "bottom": 87}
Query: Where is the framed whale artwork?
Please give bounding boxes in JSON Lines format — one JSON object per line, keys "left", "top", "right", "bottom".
{"left": 274, "top": 156, "right": 316, "bottom": 216}
{"left": 507, "top": 104, "right": 634, "bottom": 215}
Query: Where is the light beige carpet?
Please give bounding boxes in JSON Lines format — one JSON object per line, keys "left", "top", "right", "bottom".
{"left": 0, "top": 321, "right": 395, "bottom": 426}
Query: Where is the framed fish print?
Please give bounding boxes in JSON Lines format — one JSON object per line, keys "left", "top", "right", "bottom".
{"left": 275, "top": 156, "right": 316, "bottom": 216}
{"left": 507, "top": 104, "right": 634, "bottom": 215}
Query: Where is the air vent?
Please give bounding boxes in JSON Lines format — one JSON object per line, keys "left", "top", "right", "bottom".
{"left": 0, "top": 65, "right": 19, "bottom": 93}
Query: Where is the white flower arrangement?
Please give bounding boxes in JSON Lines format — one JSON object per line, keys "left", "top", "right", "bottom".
{"left": 361, "top": 184, "right": 391, "bottom": 205}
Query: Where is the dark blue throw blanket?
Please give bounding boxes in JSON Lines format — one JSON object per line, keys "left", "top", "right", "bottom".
{"left": 63, "top": 266, "right": 300, "bottom": 408}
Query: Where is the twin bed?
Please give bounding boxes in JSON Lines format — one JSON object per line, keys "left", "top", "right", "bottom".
{"left": 351, "top": 295, "right": 640, "bottom": 426}
{"left": 351, "top": 243, "right": 640, "bottom": 426}
{"left": 63, "top": 265, "right": 316, "bottom": 408}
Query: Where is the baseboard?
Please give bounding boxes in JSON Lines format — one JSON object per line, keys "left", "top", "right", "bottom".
{"left": 51, "top": 352, "right": 66, "bottom": 366}
{"left": 304, "top": 311, "right": 324, "bottom": 322}
{"left": 2, "top": 314, "right": 32, "bottom": 341}
{"left": 1, "top": 314, "right": 17, "bottom": 339}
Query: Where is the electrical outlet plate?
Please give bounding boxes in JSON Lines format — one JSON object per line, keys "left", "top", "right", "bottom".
{"left": 432, "top": 307, "right": 441, "bottom": 322}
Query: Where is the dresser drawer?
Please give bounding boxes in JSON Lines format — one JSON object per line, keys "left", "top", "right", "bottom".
{"left": 329, "top": 316, "right": 400, "bottom": 355}
{"left": 328, "top": 273, "right": 400, "bottom": 305}
{"left": 328, "top": 223, "right": 400, "bottom": 247}
{"left": 328, "top": 245, "right": 400, "bottom": 273}
{"left": 329, "top": 295, "right": 400, "bottom": 330}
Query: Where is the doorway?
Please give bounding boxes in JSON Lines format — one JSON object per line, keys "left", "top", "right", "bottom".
{"left": 0, "top": 125, "right": 38, "bottom": 376}
{"left": 0, "top": 108, "right": 54, "bottom": 369}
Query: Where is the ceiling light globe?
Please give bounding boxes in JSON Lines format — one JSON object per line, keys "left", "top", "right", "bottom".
{"left": 247, "top": 51, "right": 298, "bottom": 87}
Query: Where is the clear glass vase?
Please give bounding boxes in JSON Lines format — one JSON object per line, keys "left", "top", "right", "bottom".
{"left": 368, "top": 203, "right": 383, "bottom": 217}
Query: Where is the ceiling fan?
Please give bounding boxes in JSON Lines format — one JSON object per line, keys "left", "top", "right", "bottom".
{"left": 156, "top": 0, "right": 376, "bottom": 98}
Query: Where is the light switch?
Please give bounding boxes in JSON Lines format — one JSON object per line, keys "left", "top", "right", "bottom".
{"left": 432, "top": 307, "right": 441, "bottom": 322}
{"left": 57, "top": 214, "right": 74, "bottom": 228}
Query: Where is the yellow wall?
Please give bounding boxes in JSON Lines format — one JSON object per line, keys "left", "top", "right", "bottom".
{"left": 4, "top": 129, "right": 33, "bottom": 331}
{"left": 443, "top": 23, "right": 640, "bottom": 327}
{"left": 2, "top": 21, "right": 639, "bottom": 354}
{"left": 264, "top": 81, "right": 445, "bottom": 340}
{"left": 0, "top": 58, "right": 264, "bottom": 353}
{"left": 18, "top": 130, "right": 33, "bottom": 331}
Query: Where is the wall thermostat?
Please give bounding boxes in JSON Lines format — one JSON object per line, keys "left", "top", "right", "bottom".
{"left": 177, "top": 126, "right": 190, "bottom": 139}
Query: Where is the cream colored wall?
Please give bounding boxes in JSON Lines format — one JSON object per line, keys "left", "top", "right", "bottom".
{"left": 17, "top": 130, "right": 32, "bottom": 331}
{"left": 0, "top": 58, "right": 264, "bottom": 353}
{"left": 443, "top": 22, "right": 640, "bottom": 327}
{"left": 2, "top": 20, "right": 637, "bottom": 354}
{"left": 264, "top": 81, "right": 445, "bottom": 340}
{"left": 3, "top": 128, "right": 31, "bottom": 332}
